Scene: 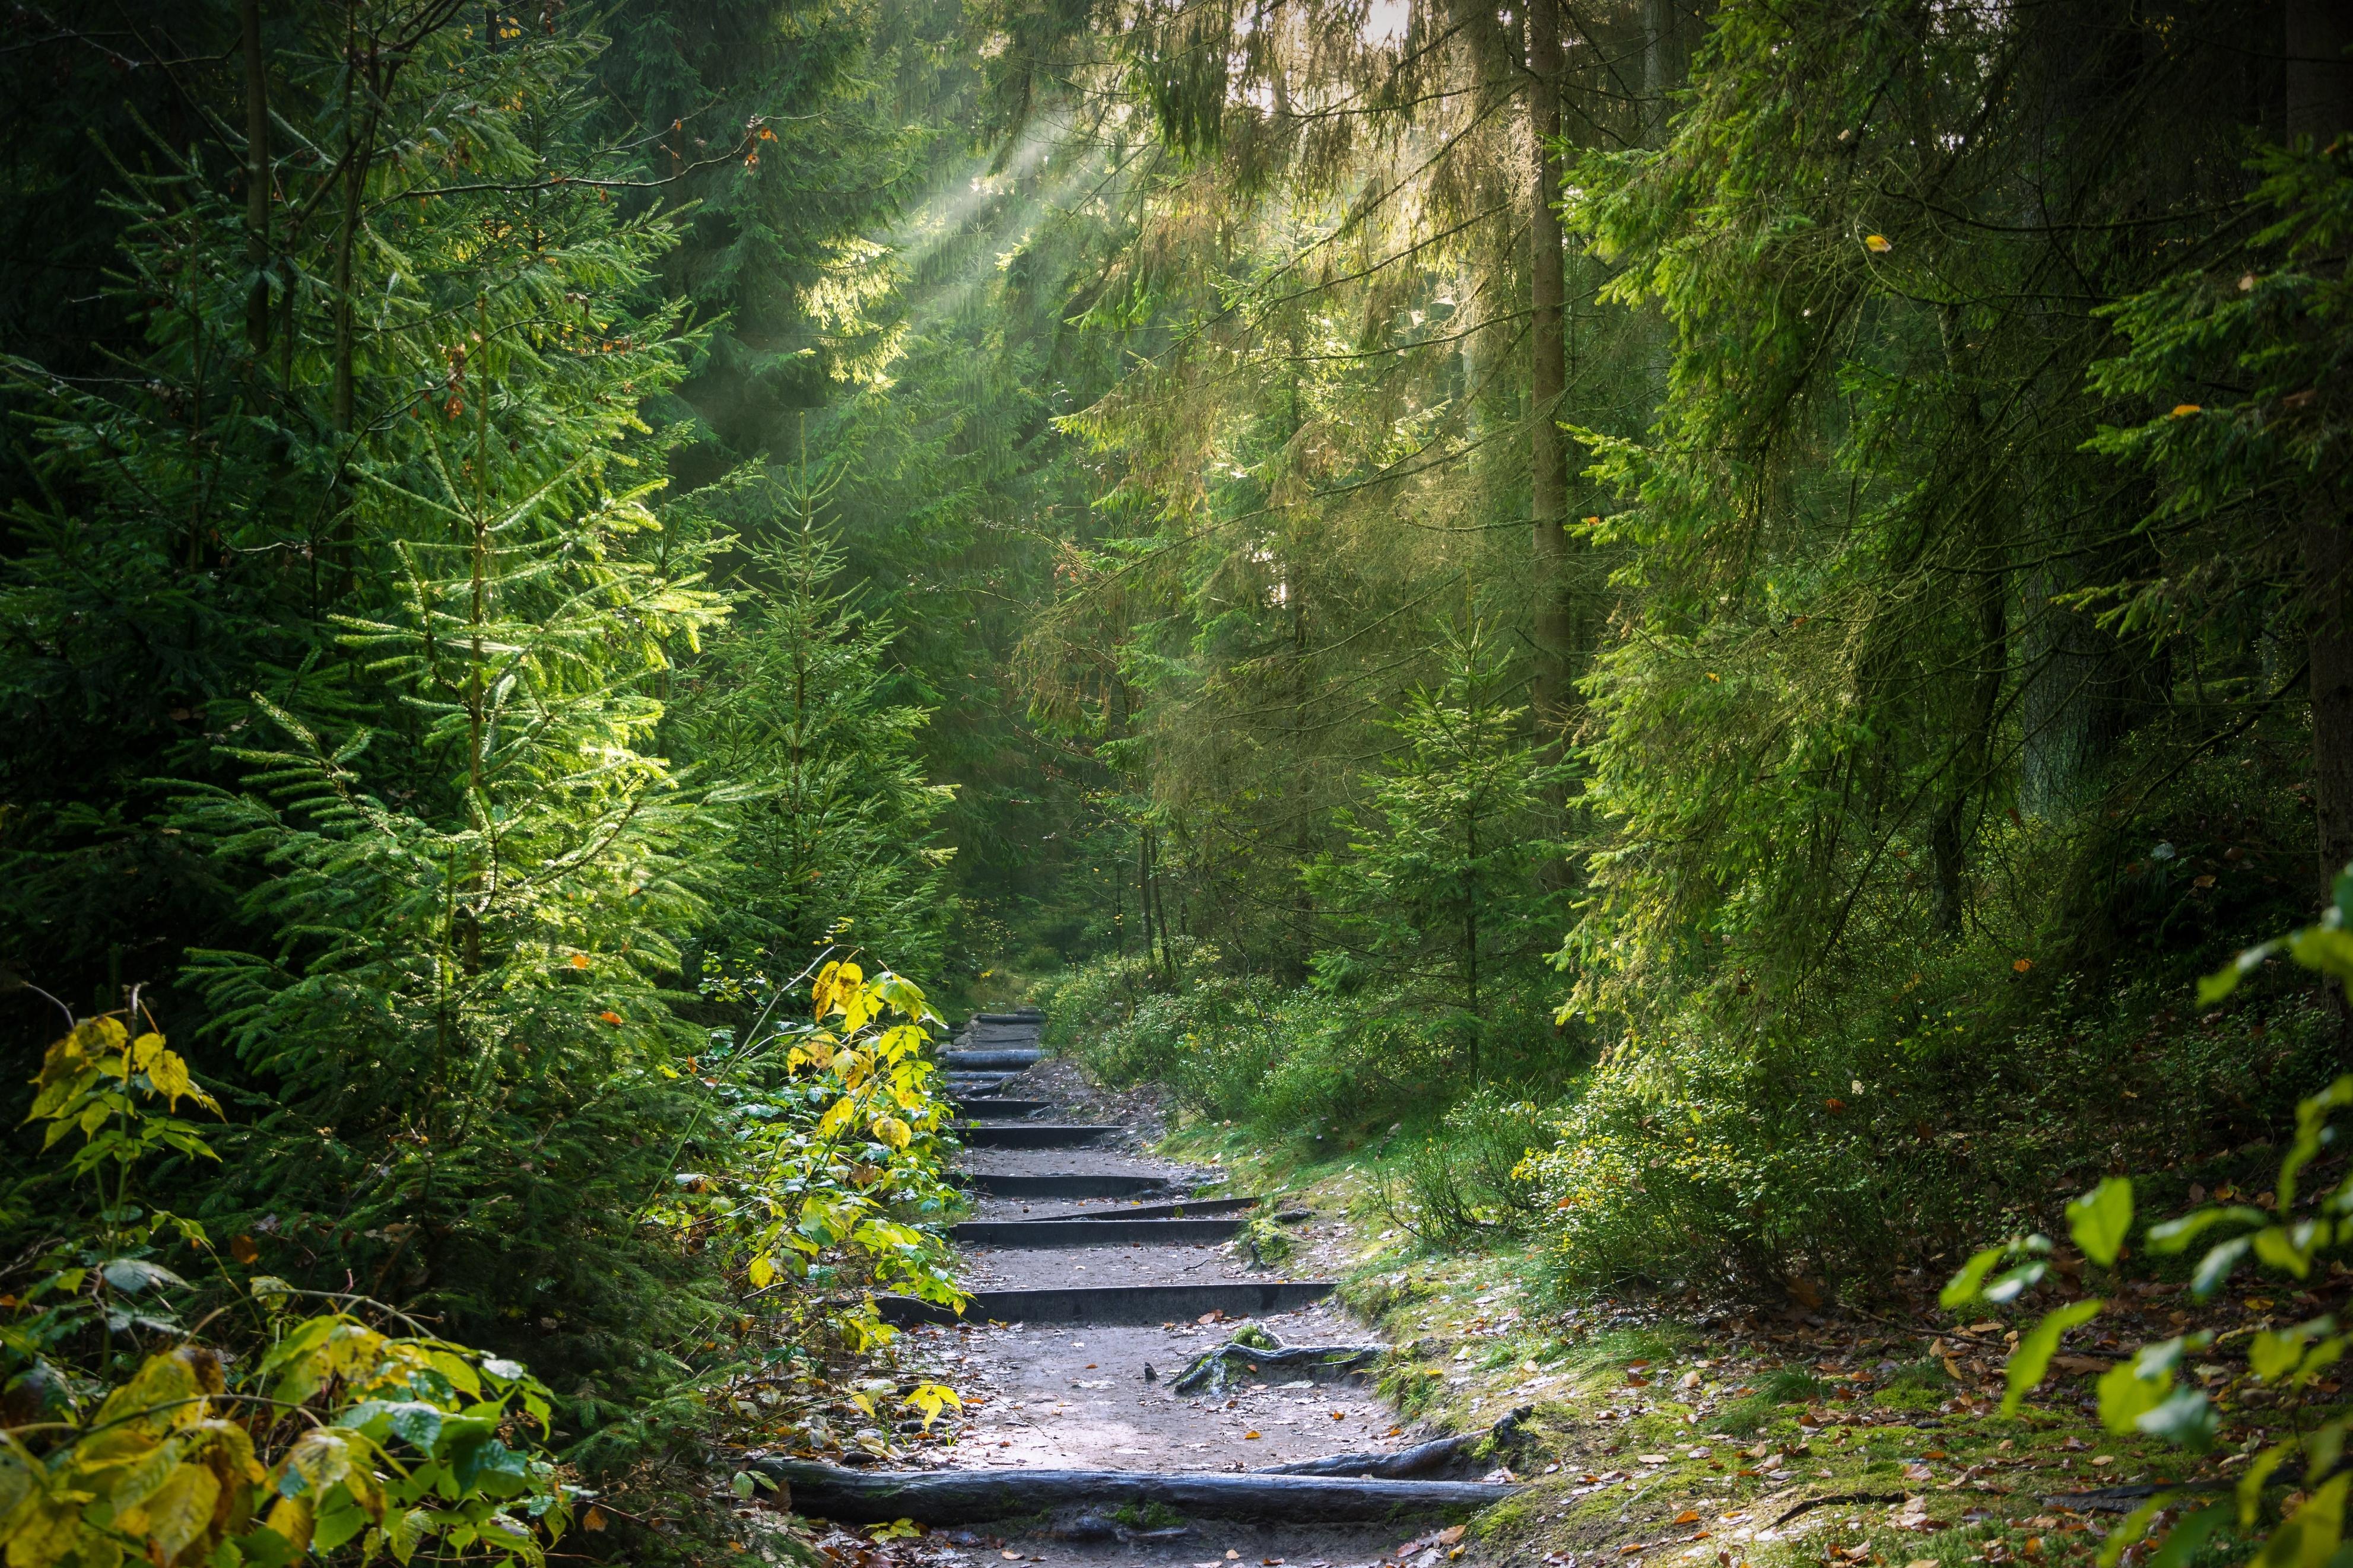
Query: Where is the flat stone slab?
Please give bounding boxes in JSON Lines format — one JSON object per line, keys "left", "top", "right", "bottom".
{"left": 958, "top": 1123, "right": 1122, "bottom": 1148}
{"left": 954, "top": 1098, "right": 1055, "bottom": 1119}
{"left": 877, "top": 1280, "right": 1338, "bottom": 1327}
{"left": 954, "top": 1172, "right": 1183, "bottom": 1199}
{"left": 950, "top": 1217, "right": 1244, "bottom": 1248}
{"left": 942, "top": 1049, "right": 1046, "bottom": 1070}
{"left": 1033, "top": 1195, "right": 1259, "bottom": 1222}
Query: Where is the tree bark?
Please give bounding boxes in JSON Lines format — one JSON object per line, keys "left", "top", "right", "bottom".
{"left": 745, "top": 1460, "right": 1516, "bottom": 1525}
{"left": 241, "top": 0, "right": 271, "bottom": 355}
{"left": 1527, "top": 0, "right": 1572, "bottom": 735}
{"left": 1929, "top": 307, "right": 2006, "bottom": 934}
{"left": 2289, "top": 0, "right": 2353, "bottom": 895}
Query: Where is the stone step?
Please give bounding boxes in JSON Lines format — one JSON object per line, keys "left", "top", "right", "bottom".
{"left": 955, "top": 1122, "right": 1119, "bottom": 1148}
{"left": 941, "top": 1048, "right": 1043, "bottom": 1071}
{"left": 1030, "top": 1194, "right": 1259, "bottom": 1222}
{"left": 951, "top": 1098, "right": 1054, "bottom": 1119}
{"left": 948, "top": 1216, "right": 1243, "bottom": 1248}
{"left": 874, "top": 1278, "right": 1338, "bottom": 1327}
{"left": 952, "top": 1172, "right": 1183, "bottom": 1200}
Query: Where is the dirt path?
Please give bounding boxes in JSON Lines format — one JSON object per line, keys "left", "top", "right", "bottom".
{"left": 784, "top": 1013, "right": 1509, "bottom": 1568}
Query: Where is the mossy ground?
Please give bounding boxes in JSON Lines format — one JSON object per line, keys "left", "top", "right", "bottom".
{"left": 1157, "top": 1118, "right": 2342, "bottom": 1568}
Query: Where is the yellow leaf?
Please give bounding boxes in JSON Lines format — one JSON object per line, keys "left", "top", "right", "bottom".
{"left": 1864, "top": 233, "right": 1892, "bottom": 252}
{"left": 125, "top": 1462, "right": 221, "bottom": 1563}
{"left": 747, "top": 1255, "right": 776, "bottom": 1289}
{"left": 145, "top": 1048, "right": 197, "bottom": 1111}
{"left": 569, "top": 954, "right": 590, "bottom": 970}
{"left": 2171, "top": 403, "right": 2202, "bottom": 418}
{"left": 872, "top": 1117, "right": 912, "bottom": 1151}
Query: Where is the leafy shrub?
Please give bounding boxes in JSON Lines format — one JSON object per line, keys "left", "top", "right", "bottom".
{"left": 647, "top": 959, "right": 964, "bottom": 1351}
{"left": 1379, "top": 1091, "right": 1553, "bottom": 1248}
{"left": 1946, "top": 872, "right": 2353, "bottom": 1568}
{"left": 4, "top": 1011, "right": 571, "bottom": 1567}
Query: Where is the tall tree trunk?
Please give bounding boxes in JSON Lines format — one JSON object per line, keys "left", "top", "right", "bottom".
{"left": 2290, "top": 0, "right": 2353, "bottom": 896}
{"left": 1641, "top": 0, "right": 1687, "bottom": 146}
{"left": 242, "top": 0, "right": 271, "bottom": 355}
{"left": 1526, "top": 0, "right": 1572, "bottom": 737}
{"left": 1930, "top": 307, "right": 2007, "bottom": 934}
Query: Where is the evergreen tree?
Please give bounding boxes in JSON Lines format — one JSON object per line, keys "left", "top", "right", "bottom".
{"left": 675, "top": 457, "right": 957, "bottom": 988}
{"left": 1305, "top": 625, "right": 1565, "bottom": 1068}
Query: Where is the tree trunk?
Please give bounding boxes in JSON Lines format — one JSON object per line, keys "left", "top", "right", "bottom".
{"left": 241, "top": 0, "right": 271, "bottom": 356}
{"left": 745, "top": 1460, "right": 1516, "bottom": 1526}
{"left": 2290, "top": 0, "right": 2353, "bottom": 895}
{"left": 1930, "top": 307, "right": 2006, "bottom": 934}
{"left": 1641, "top": 0, "right": 1687, "bottom": 145}
{"left": 1527, "top": 0, "right": 1572, "bottom": 736}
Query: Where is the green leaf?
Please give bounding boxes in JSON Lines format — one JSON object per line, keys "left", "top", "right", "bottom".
{"left": 2068, "top": 1178, "right": 2134, "bottom": 1267}
{"left": 2003, "top": 1298, "right": 2104, "bottom": 1416}
{"left": 2254, "top": 1331, "right": 2305, "bottom": 1381}
{"left": 2149, "top": 1503, "right": 2233, "bottom": 1568}
{"left": 2148, "top": 1207, "right": 2265, "bottom": 1254}
{"left": 2255, "top": 1224, "right": 2319, "bottom": 1280}
{"left": 2099, "top": 1495, "right": 2177, "bottom": 1568}
{"left": 2193, "top": 1236, "right": 2253, "bottom": 1296}
{"left": 2200, "top": 940, "right": 2284, "bottom": 1004}
{"left": 2098, "top": 1356, "right": 2170, "bottom": 1433}
{"left": 1940, "top": 1244, "right": 2005, "bottom": 1309}
{"left": 2138, "top": 1386, "right": 2218, "bottom": 1449}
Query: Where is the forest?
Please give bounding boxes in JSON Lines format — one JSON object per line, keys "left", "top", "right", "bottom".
{"left": 2, "top": 0, "right": 2351, "bottom": 1563}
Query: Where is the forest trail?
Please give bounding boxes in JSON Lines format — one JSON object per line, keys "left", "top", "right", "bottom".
{"left": 759, "top": 1013, "right": 1517, "bottom": 1566}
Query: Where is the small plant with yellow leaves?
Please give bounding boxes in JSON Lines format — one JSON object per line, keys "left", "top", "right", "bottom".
{"left": 646, "top": 957, "right": 965, "bottom": 1352}
{"left": 3, "top": 1003, "right": 576, "bottom": 1567}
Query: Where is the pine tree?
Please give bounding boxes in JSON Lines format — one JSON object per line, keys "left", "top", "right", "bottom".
{"left": 1305, "top": 624, "right": 1564, "bottom": 1071}
{"left": 676, "top": 455, "right": 957, "bottom": 990}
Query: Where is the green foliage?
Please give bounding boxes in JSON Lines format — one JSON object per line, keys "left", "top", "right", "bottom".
{"left": 1304, "top": 624, "right": 1569, "bottom": 1053}
{"left": 646, "top": 960, "right": 964, "bottom": 1352}
{"left": 0, "top": 4, "right": 978, "bottom": 1510}
{"left": 673, "top": 466, "right": 956, "bottom": 989}
{"left": 4, "top": 1009, "right": 572, "bottom": 1568}
{"left": 1942, "top": 886, "right": 2353, "bottom": 1568}
{"left": 1379, "top": 1092, "right": 1553, "bottom": 1249}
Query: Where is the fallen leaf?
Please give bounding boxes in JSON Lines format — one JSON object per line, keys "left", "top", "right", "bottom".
{"left": 1672, "top": 1511, "right": 1701, "bottom": 1525}
{"left": 1439, "top": 1526, "right": 1466, "bottom": 1545}
{"left": 1865, "top": 234, "right": 1892, "bottom": 252}
{"left": 1244, "top": 1430, "right": 1262, "bottom": 1439}
{"left": 1638, "top": 1454, "right": 1671, "bottom": 1465}
{"left": 2171, "top": 404, "right": 2202, "bottom": 418}
{"left": 2091, "top": 1455, "right": 2116, "bottom": 1468}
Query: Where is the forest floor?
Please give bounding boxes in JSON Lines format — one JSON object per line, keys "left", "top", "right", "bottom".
{"left": 752, "top": 1055, "right": 2324, "bottom": 1568}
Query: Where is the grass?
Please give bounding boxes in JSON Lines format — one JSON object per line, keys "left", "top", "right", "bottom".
{"left": 1141, "top": 1107, "right": 2327, "bottom": 1568}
